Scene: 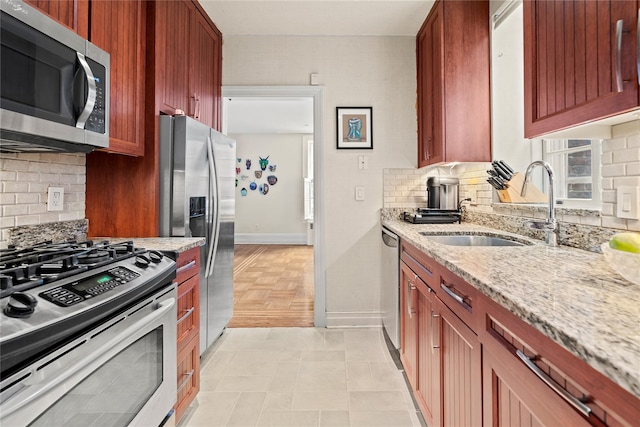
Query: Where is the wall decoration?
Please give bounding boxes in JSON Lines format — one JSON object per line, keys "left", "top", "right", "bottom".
{"left": 241, "top": 175, "right": 249, "bottom": 181}
{"left": 269, "top": 165, "right": 277, "bottom": 172}
{"left": 235, "top": 179, "right": 238, "bottom": 187}
{"left": 245, "top": 159, "right": 252, "bottom": 170}
{"left": 267, "top": 175, "right": 278, "bottom": 185}
{"left": 254, "top": 170, "right": 262, "bottom": 179}
{"left": 336, "top": 107, "right": 373, "bottom": 149}
{"left": 235, "top": 167, "right": 241, "bottom": 175}
{"left": 258, "top": 184, "right": 263, "bottom": 193}
{"left": 259, "top": 156, "right": 269, "bottom": 171}
{"left": 249, "top": 181, "right": 257, "bottom": 191}
{"left": 240, "top": 188, "right": 247, "bottom": 197}
{"left": 237, "top": 158, "right": 242, "bottom": 163}
{"left": 262, "top": 183, "right": 269, "bottom": 195}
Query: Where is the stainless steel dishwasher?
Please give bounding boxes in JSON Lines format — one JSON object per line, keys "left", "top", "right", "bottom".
{"left": 381, "top": 227, "right": 400, "bottom": 349}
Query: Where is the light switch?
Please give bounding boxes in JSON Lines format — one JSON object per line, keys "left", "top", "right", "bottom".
{"left": 310, "top": 73, "right": 319, "bottom": 85}
{"left": 355, "top": 186, "right": 365, "bottom": 201}
{"left": 617, "top": 186, "right": 640, "bottom": 219}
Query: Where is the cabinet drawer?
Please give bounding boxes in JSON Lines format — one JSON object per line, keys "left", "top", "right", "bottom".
{"left": 437, "top": 267, "right": 482, "bottom": 333}
{"left": 175, "top": 334, "right": 200, "bottom": 424}
{"left": 400, "top": 241, "right": 440, "bottom": 290}
{"left": 175, "top": 247, "right": 200, "bottom": 284}
{"left": 177, "top": 274, "right": 200, "bottom": 347}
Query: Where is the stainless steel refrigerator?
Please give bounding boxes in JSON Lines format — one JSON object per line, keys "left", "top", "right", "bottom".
{"left": 159, "top": 115, "right": 236, "bottom": 355}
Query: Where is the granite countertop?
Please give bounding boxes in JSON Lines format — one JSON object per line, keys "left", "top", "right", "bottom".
{"left": 382, "top": 218, "right": 640, "bottom": 399}
{"left": 91, "top": 237, "right": 205, "bottom": 253}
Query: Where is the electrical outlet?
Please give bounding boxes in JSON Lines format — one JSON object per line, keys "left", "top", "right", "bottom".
{"left": 355, "top": 186, "right": 365, "bottom": 201}
{"left": 47, "top": 187, "right": 64, "bottom": 211}
{"left": 358, "top": 155, "right": 368, "bottom": 170}
{"left": 254, "top": 224, "right": 260, "bottom": 231}
{"left": 469, "top": 188, "right": 477, "bottom": 206}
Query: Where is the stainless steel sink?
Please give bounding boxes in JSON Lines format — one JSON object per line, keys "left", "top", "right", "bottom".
{"left": 420, "top": 233, "right": 532, "bottom": 247}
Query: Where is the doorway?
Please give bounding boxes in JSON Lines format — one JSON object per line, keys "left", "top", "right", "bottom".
{"left": 222, "top": 86, "right": 325, "bottom": 327}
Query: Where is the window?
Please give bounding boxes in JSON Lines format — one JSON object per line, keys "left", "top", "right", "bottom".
{"left": 542, "top": 139, "right": 601, "bottom": 207}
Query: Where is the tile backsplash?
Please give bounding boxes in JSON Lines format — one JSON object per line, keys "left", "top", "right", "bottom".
{"left": 383, "top": 121, "right": 640, "bottom": 250}
{"left": 0, "top": 152, "right": 86, "bottom": 248}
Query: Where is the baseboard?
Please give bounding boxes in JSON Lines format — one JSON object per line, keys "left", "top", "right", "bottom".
{"left": 234, "top": 233, "right": 307, "bottom": 245}
{"left": 325, "top": 311, "right": 383, "bottom": 328}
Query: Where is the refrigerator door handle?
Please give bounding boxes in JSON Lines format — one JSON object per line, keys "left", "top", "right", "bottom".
{"left": 205, "top": 135, "right": 220, "bottom": 278}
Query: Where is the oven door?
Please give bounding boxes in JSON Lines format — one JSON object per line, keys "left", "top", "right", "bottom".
{"left": 0, "top": 284, "right": 177, "bottom": 427}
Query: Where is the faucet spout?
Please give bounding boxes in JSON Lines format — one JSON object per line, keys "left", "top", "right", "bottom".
{"left": 521, "top": 160, "right": 558, "bottom": 246}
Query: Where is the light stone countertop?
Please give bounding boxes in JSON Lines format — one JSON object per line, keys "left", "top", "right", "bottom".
{"left": 382, "top": 218, "right": 640, "bottom": 399}
{"left": 91, "top": 237, "right": 205, "bottom": 254}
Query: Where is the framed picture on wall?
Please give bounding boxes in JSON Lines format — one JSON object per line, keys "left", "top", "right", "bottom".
{"left": 336, "top": 107, "right": 373, "bottom": 149}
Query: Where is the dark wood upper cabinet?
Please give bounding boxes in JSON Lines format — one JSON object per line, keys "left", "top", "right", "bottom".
{"left": 524, "top": 0, "right": 639, "bottom": 138}
{"left": 90, "top": 0, "right": 146, "bottom": 156}
{"left": 155, "top": 0, "right": 222, "bottom": 128}
{"left": 416, "top": 0, "right": 491, "bottom": 168}
{"left": 24, "top": 0, "right": 89, "bottom": 38}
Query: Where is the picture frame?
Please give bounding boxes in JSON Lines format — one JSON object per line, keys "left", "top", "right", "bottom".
{"left": 336, "top": 107, "right": 373, "bottom": 149}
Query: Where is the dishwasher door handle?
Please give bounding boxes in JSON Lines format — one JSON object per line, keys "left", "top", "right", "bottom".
{"left": 382, "top": 228, "right": 399, "bottom": 247}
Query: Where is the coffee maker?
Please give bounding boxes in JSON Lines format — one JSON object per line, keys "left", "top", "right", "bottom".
{"left": 403, "top": 176, "right": 461, "bottom": 224}
{"left": 426, "top": 177, "right": 459, "bottom": 210}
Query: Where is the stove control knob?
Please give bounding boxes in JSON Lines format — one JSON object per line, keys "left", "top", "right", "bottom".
{"left": 135, "top": 255, "right": 151, "bottom": 268}
{"left": 0, "top": 275, "right": 13, "bottom": 298}
{"left": 149, "top": 250, "right": 163, "bottom": 263}
{"left": 4, "top": 292, "right": 38, "bottom": 318}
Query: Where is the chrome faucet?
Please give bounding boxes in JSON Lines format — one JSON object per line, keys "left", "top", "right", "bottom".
{"left": 521, "top": 160, "right": 558, "bottom": 246}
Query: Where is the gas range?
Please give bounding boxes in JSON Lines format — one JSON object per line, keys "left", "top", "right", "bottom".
{"left": 0, "top": 240, "right": 176, "bottom": 379}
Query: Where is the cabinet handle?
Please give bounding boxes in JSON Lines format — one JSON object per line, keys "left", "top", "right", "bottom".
{"left": 615, "top": 19, "right": 624, "bottom": 93}
{"left": 190, "top": 93, "right": 200, "bottom": 119}
{"left": 440, "top": 282, "right": 471, "bottom": 312}
{"left": 177, "top": 260, "right": 196, "bottom": 275}
{"left": 637, "top": 9, "right": 639, "bottom": 85}
{"left": 516, "top": 350, "right": 592, "bottom": 417}
{"left": 407, "top": 282, "right": 417, "bottom": 319}
{"left": 177, "top": 369, "right": 195, "bottom": 393}
{"left": 430, "top": 309, "right": 440, "bottom": 352}
{"left": 177, "top": 306, "right": 195, "bottom": 324}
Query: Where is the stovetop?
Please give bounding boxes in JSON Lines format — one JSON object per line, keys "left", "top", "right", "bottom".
{"left": 0, "top": 240, "right": 146, "bottom": 298}
{"left": 0, "top": 240, "right": 177, "bottom": 378}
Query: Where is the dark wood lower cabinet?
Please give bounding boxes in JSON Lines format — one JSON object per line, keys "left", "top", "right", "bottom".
{"left": 398, "top": 239, "right": 639, "bottom": 427}
{"left": 437, "top": 296, "right": 482, "bottom": 427}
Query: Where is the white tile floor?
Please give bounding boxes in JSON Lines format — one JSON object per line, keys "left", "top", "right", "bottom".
{"left": 179, "top": 327, "right": 424, "bottom": 427}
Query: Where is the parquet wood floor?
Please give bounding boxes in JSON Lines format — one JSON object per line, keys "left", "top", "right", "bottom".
{"left": 229, "top": 244, "right": 314, "bottom": 328}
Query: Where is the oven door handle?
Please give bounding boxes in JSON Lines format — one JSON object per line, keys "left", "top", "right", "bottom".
{"left": 1, "top": 297, "right": 176, "bottom": 418}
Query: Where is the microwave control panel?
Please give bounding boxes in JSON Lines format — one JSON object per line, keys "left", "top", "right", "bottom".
{"left": 85, "top": 57, "right": 107, "bottom": 134}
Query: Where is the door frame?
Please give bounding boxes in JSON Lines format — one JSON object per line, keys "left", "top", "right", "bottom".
{"left": 221, "top": 85, "right": 326, "bottom": 327}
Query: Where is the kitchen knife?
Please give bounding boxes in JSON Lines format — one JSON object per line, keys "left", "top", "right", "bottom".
{"left": 492, "top": 161, "right": 512, "bottom": 181}
{"left": 498, "top": 160, "right": 515, "bottom": 175}
{"left": 493, "top": 175, "right": 509, "bottom": 188}
{"left": 487, "top": 177, "right": 504, "bottom": 190}
{"left": 487, "top": 169, "right": 498, "bottom": 177}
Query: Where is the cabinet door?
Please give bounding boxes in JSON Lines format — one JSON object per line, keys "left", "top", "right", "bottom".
{"left": 436, "top": 296, "right": 482, "bottom": 427}
{"left": 400, "top": 261, "right": 419, "bottom": 389}
{"left": 416, "top": 286, "right": 440, "bottom": 427}
{"left": 175, "top": 334, "right": 200, "bottom": 424}
{"left": 90, "top": 0, "right": 145, "bottom": 156}
{"left": 24, "top": 0, "right": 88, "bottom": 38}
{"left": 483, "top": 339, "right": 589, "bottom": 427}
{"left": 417, "top": 2, "right": 443, "bottom": 167}
{"left": 177, "top": 274, "right": 200, "bottom": 346}
{"left": 155, "top": 0, "right": 191, "bottom": 116}
{"left": 524, "top": 0, "right": 639, "bottom": 137}
{"left": 190, "top": 8, "right": 222, "bottom": 129}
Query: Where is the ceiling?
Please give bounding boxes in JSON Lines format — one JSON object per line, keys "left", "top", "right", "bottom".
{"left": 209, "top": 1, "right": 435, "bottom": 134}
{"left": 199, "top": 1, "right": 434, "bottom": 36}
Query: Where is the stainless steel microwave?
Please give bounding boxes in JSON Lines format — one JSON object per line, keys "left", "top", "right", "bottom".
{"left": 0, "top": 0, "right": 110, "bottom": 153}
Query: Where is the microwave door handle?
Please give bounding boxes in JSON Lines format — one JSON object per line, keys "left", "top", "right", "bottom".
{"left": 75, "top": 52, "right": 97, "bottom": 129}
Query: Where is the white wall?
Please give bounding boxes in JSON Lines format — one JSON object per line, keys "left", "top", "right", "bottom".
{"left": 223, "top": 35, "right": 417, "bottom": 326}
{"left": 232, "top": 133, "right": 308, "bottom": 243}
{"left": 0, "top": 153, "right": 86, "bottom": 248}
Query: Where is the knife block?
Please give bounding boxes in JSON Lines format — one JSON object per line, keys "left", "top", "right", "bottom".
{"left": 496, "top": 172, "right": 548, "bottom": 203}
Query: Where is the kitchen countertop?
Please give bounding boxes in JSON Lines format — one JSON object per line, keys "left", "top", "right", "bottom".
{"left": 91, "top": 237, "right": 205, "bottom": 254}
{"left": 382, "top": 218, "right": 640, "bottom": 399}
